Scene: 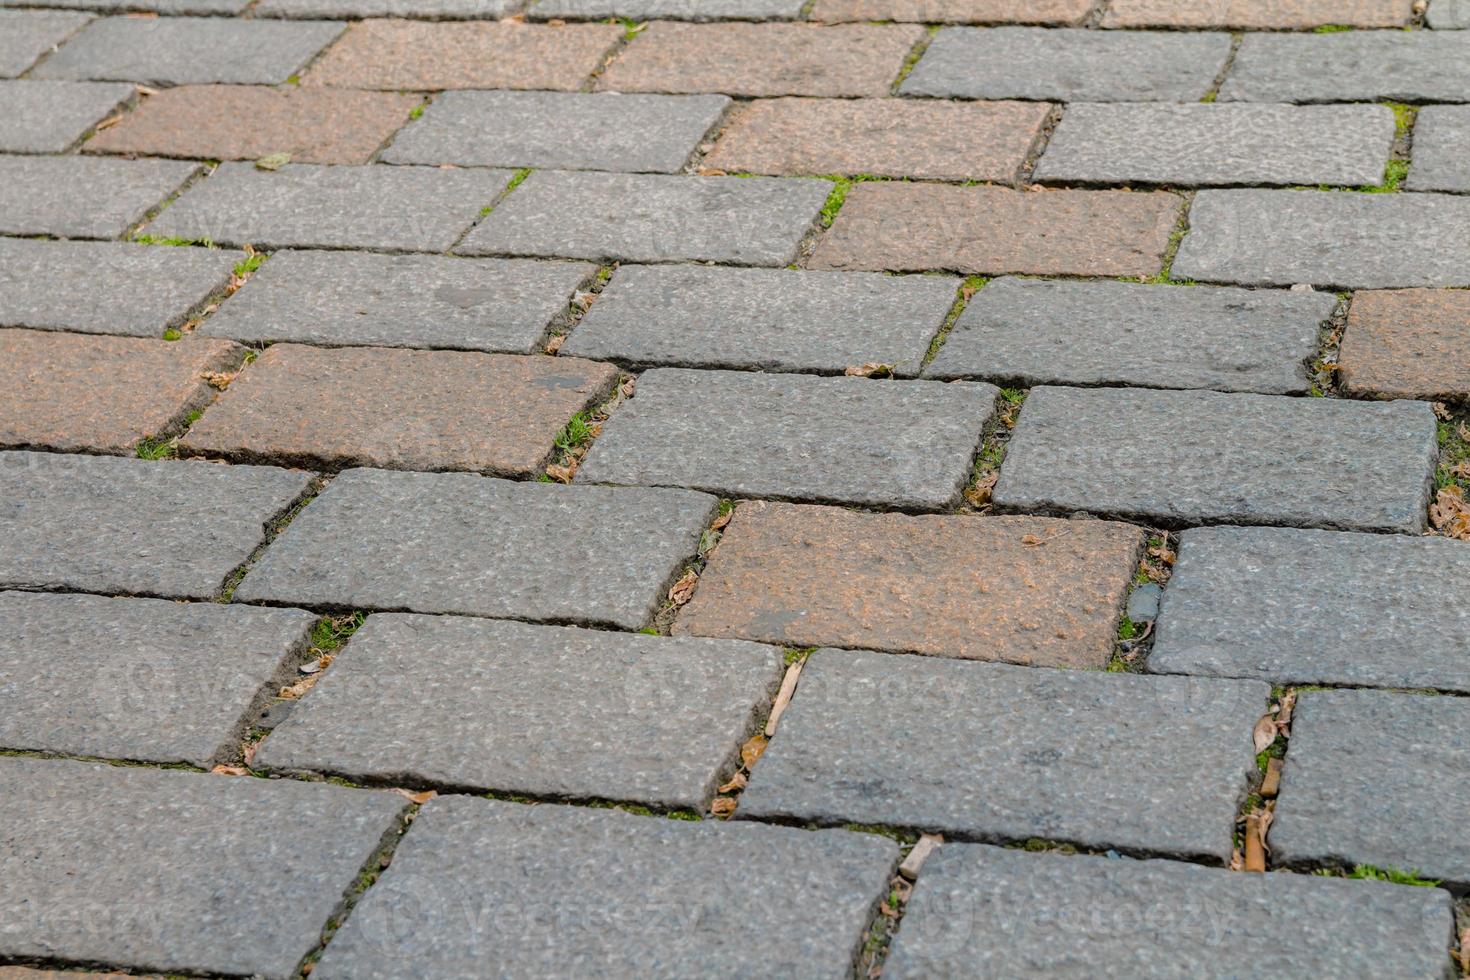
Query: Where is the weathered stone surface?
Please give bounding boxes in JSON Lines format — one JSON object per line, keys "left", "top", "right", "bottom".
{"left": 3, "top": 0, "right": 248, "bottom": 11}
{"left": 181, "top": 345, "right": 618, "bottom": 475}
{"left": 740, "top": 650, "right": 1266, "bottom": 860}
{"left": 886, "top": 844, "right": 1455, "bottom": 978}
{"left": 1105, "top": 0, "right": 1416, "bottom": 28}
{"left": 811, "top": 183, "right": 1180, "bottom": 278}
{"left": 598, "top": 22, "right": 926, "bottom": 98}
{"left": 705, "top": 97, "right": 1050, "bottom": 181}
{"left": 0, "top": 450, "right": 311, "bottom": 598}
{"left": 901, "top": 27, "right": 1230, "bottom": 101}
{"left": 678, "top": 502, "right": 1144, "bottom": 668}
{"left": 459, "top": 171, "right": 829, "bottom": 267}
{"left": 235, "top": 469, "right": 716, "bottom": 629}
{"left": 0, "top": 79, "right": 130, "bottom": 153}
{"left": 0, "top": 757, "right": 403, "bottom": 978}
{"left": 1151, "top": 526, "right": 1470, "bottom": 693}
{"left": 1339, "top": 289, "right": 1470, "bottom": 401}
{"left": 0, "top": 330, "right": 241, "bottom": 454}
{"left": 257, "top": 0, "right": 516, "bottom": 16}
{"left": 1220, "top": 31, "right": 1470, "bottom": 103}
{"left": 530, "top": 0, "right": 806, "bottom": 18}
{"left": 0, "top": 155, "right": 194, "bottom": 239}
{"left": 1174, "top": 189, "right": 1470, "bottom": 289}
{"left": 0, "top": 9, "right": 90, "bottom": 78}
{"left": 202, "top": 250, "right": 591, "bottom": 353}
{"left": 1406, "top": 105, "right": 1470, "bottom": 193}
{"left": 995, "top": 387, "right": 1439, "bottom": 533}
{"left": 257, "top": 615, "right": 782, "bottom": 807}
{"left": 1035, "top": 103, "right": 1394, "bottom": 188}
{"left": 147, "top": 162, "right": 509, "bottom": 252}
{"left": 1273, "top": 690, "right": 1470, "bottom": 889}
{"left": 562, "top": 265, "right": 958, "bottom": 376}
{"left": 577, "top": 369, "right": 996, "bottom": 510}
{"left": 0, "top": 591, "right": 316, "bottom": 767}
{"left": 313, "top": 797, "right": 897, "bottom": 979}
{"left": 812, "top": 0, "right": 1092, "bottom": 23}
{"left": 1429, "top": 0, "right": 1470, "bottom": 27}
{"left": 925, "top": 277, "right": 1333, "bottom": 395}
{"left": 384, "top": 91, "right": 729, "bottom": 173}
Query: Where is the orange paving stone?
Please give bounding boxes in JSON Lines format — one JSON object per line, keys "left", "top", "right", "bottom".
{"left": 1104, "top": 0, "right": 1415, "bottom": 28}
{"left": 1339, "top": 289, "right": 1470, "bottom": 402}
{"left": 813, "top": 0, "right": 1092, "bottom": 23}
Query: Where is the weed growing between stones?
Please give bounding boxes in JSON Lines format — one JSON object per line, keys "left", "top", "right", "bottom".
{"left": 921, "top": 275, "right": 988, "bottom": 370}
{"left": 542, "top": 263, "right": 615, "bottom": 355}
{"left": 960, "top": 387, "right": 1025, "bottom": 512}
{"left": 1307, "top": 292, "right": 1353, "bottom": 396}
{"left": 890, "top": 24, "right": 940, "bottom": 92}
{"left": 1109, "top": 532, "right": 1173, "bottom": 672}
{"left": 541, "top": 373, "right": 632, "bottom": 483}
{"left": 1137, "top": 192, "right": 1196, "bottom": 285}
{"left": 647, "top": 499, "right": 735, "bottom": 635}
{"left": 1431, "top": 405, "right": 1470, "bottom": 540}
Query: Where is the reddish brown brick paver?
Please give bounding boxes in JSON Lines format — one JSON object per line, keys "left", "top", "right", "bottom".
{"left": 597, "top": 23, "right": 926, "bottom": 98}
{"left": 675, "top": 500, "right": 1144, "bottom": 668}
{"left": 179, "top": 344, "right": 620, "bottom": 475}
{"left": 0, "top": 329, "right": 241, "bottom": 455}
{"left": 810, "top": 184, "right": 1181, "bottom": 278}
{"left": 813, "top": 0, "right": 1093, "bottom": 23}
{"left": 85, "top": 86, "right": 421, "bottom": 166}
{"left": 704, "top": 98, "right": 1051, "bottom": 181}
{"left": 1104, "top": 0, "right": 1415, "bottom": 28}
{"left": 1339, "top": 290, "right": 1470, "bottom": 402}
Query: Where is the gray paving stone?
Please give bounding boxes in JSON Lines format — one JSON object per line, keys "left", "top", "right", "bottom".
{"left": 577, "top": 368, "right": 996, "bottom": 510}
{"left": 529, "top": 0, "right": 806, "bottom": 18}
{"left": 1220, "top": 31, "right": 1470, "bottom": 103}
{"left": 0, "top": 79, "right": 131, "bottom": 153}
{"left": 739, "top": 650, "right": 1267, "bottom": 861}
{"left": 886, "top": 844, "right": 1457, "bottom": 978}
{"left": 0, "top": 757, "right": 403, "bottom": 978}
{"left": 996, "top": 387, "right": 1439, "bottom": 533}
{"left": 0, "top": 9, "right": 89, "bottom": 78}
{"left": 1429, "top": 0, "right": 1470, "bottom": 27}
{"left": 255, "top": 0, "right": 515, "bottom": 16}
{"left": 1035, "top": 102, "right": 1395, "bottom": 188}
{"left": 925, "top": 277, "right": 1333, "bottom": 395}
{"left": 0, "top": 591, "right": 316, "bottom": 767}
{"left": 1406, "top": 105, "right": 1470, "bottom": 193}
{"left": 147, "top": 162, "right": 511, "bottom": 253}
{"left": 561, "top": 264, "right": 959, "bottom": 375}
{"left": 1174, "top": 189, "right": 1470, "bottom": 288}
{"left": 1151, "top": 526, "right": 1470, "bottom": 694}
{"left": 900, "top": 27, "right": 1230, "bottom": 101}
{"left": 0, "top": 154, "right": 194, "bottom": 239}
{"left": 314, "top": 796, "right": 896, "bottom": 979}
{"left": 0, "top": 450, "right": 312, "bottom": 598}
{"left": 457, "top": 170, "right": 830, "bottom": 267}
{"left": 2, "top": 0, "right": 249, "bottom": 12}
{"left": 236, "top": 469, "right": 717, "bottom": 629}
{"left": 1273, "top": 689, "right": 1470, "bottom": 889}
{"left": 0, "top": 238, "right": 238, "bottom": 337}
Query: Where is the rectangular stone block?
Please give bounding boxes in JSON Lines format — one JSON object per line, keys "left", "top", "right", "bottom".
{"left": 561, "top": 264, "right": 958, "bottom": 376}
{"left": 925, "top": 277, "right": 1334, "bottom": 395}
{"left": 313, "top": 797, "right": 897, "bottom": 978}
{"left": 0, "top": 79, "right": 131, "bottom": 153}
{"left": 577, "top": 368, "right": 996, "bottom": 511}
{"left": 0, "top": 450, "right": 312, "bottom": 599}
{"left": 383, "top": 91, "right": 729, "bottom": 173}
{"left": 0, "top": 9, "right": 90, "bottom": 78}
{"left": 1339, "top": 288, "right": 1470, "bottom": 401}
{"left": 993, "top": 386, "right": 1440, "bottom": 534}
{"left": 0, "top": 155, "right": 194, "bottom": 239}
{"left": 3, "top": 0, "right": 249, "bottom": 11}
{"left": 1220, "top": 31, "right": 1470, "bottom": 103}
{"left": 1151, "top": 526, "right": 1470, "bottom": 694}
{"left": 529, "top": 0, "right": 807, "bottom": 17}
{"left": 812, "top": 0, "right": 1093, "bottom": 22}
{"left": 458, "top": 171, "right": 830, "bottom": 267}
{"left": 257, "top": 614, "right": 782, "bottom": 808}
{"left": 235, "top": 469, "right": 717, "bottom": 630}
{"left": 1429, "top": 0, "right": 1470, "bottom": 27}
{"left": 1406, "top": 105, "right": 1470, "bottom": 193}
{"left": 740, "top": 650, "right": 1267, "bottom": 861}
{"left": 677, "top": 500, "right": 1144, "bottom": 669}
{"left": 257, "top": 0, "right": 516, "bottom": 15}
{"left": 1105, "top": 0, "right": 1416, "bottom": 28}
{"left": 0, "top": 757, "right": 403, "bottom": 978}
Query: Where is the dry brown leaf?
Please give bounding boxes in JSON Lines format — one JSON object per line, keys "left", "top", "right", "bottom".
{"left": 1243, "top": 812, "right": 1266, "bottom": 872}
{"left": 393, "top": 788, "right": 437, "bottom": 804}
{"left": 717, "top": 772, "right": 747, "bottom": 794}
{"left": 698, "top": 167, "right": 728, "bottom": 177}
{"left": 1147, "top": 544, "right": 1177, "bottom": 566}
{"left": 1229, "top": 848, "right": 1244, "bottom": 872}
{"left": 960, "top": 281, "right": 981, "bottom": 302}
{"left": 710, "top": 796, "right": 737, "bottom": 817}
{"left": 740, "top": 733, "right": 767, "bottom": 770}
{"left": 1277, "top": 689, "right": 1296, "bottom": 727}
{"left": 241, "top": 741, "right": 259, "bottom": 767}
{"left": 545, "top": 462, "right": 576, "bottom": 484}
{"left": 763, "top": 660, "right": 804, "bottom": 737}
{"left": 1260, "top": 757, "right": 1284, "bottom": 798}
{"left": 619, "top": 377, "right": 637, "bottom": 399}
{"left": 1432, "top": 402, "right": 1453, "bottom": 421}
{"left": 965, "top": 470, "right": 998, "bottom": 508}
{"left": 201, "top": 370, "right": 236, "bottom": 390}
{"left": 279, "top": 676, "right": 317, "bottom": 699}
{"left": 211, "top": 764, "right": 249, "bottom": 776}
{"left": 1447, "top": 461, "right": 1470, "bottom": 480}
{"left": 878, "top": 902, "right": 899, "bottom": 918}
{"left": 1430, "top": 485, "right": 1470, "bottom": 540}
{"left": 544, "top": 334, "right": 566, "bottom": 355}
{"left": 709, "top": 508, "right": 733, "bottom": 532}
{"left": 667, "top": 569, "right": 699, "bottom": 606}
{"left": 844, "top": 362, "right": 894, "bottom": 378}
{"left": 1252, "top": 713, "right": 1278, "bottom": 754}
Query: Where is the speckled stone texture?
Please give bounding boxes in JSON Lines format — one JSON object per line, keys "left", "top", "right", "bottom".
{"left": 561, "top": 265, "right": 958, "bottom": 376}
{"left": 459, "top": 171, "right": 830, "bottom": 267}
{"left": 1105, "top": 0, "right": 1417, "bottom": 28}
{"left": 812, "top": 0, "right": 1092, "bottom": 22}
{"left": 886, "top": 845, "right": 1456, "bottom": 978}
{"left": 1151, "top": 526, "right": 1470, "bottom": 693}
{"left": 1174, "top": 189, "right": 1470, "bottom": 289}
{"left": 313, "top": 797, "right": 897, "bottom": 979}
{"left": 995, "top": 387, "right": 1439, "bottom": 533}
{"left": 147, "top": 162, "right": 510, "bottom": 252}
{"left": 901, "top": 27, "right": 1231, "bottom": 101}
{"left": 383, "top": 91, "right": 730, "bottom": 173}
{"left": 0, "top": 330, "right": 241, "bottom": 454}
{"left": 1272, "top": 690, "right": 1470, "bottom": 889}
{"left": 1220, "top": 31, "right": 1470, "bottom": 103}
{"left": 676, "top": 501, "right": 1144, "bottom": 668}
{"left": 257, "top": 614, "right": 782, "bottom": 808}
{"left": 925, "top": 277, "right": 1332, "bottom": 395}
{"left": 705, "top": 97, "right": 1050, "bottom": 181}
{"left": 0, "top": 450, "right": 311, "bottom": 598}
{"left": 0, "top": 80, "right": 130, "bottom": 154}
{"left": 0, "top": 9, "right": 90, "bottom": 78}
{"left": 202, "top": 250, "right": 591, "bottom": 353}
{"left": 235, "top": 469, "right": 717, "bottom": 629}
{"left": 529, "top": 0, "right": 806, "bottom": 17}
{"left": 810, "top": 183, "right": 1180, "bottom": 278}
{"left": 0, "top": 155, "right": 194, "bottom": 239}
{"left": 739, "top": 650, "right": 1266, "bottom": 860}
{"left": 3, "top": 0, "right": 249, "bottom": 11}
{"left": 577, "top": 369, "right": 996, "bottom": 510}
{"left": 598, "top": 22, "right": 926, "bottom": 98}
{"left": 1406, "top": 105, "right": 1470, "bottom": 192}
{"left": 0, "top": 591, "right": 316, "bottom": 767}
{"left": 1430, "top": 0, "right": 1470, "bottom": 27}
{"left": 1035, "top": 103, "right": 1394, "bottom": 188}
{"left": 1339, "top": 289, "right": 1470, "bottom": 401}
{"left": 257, "top": 0, "right": 517, "bottom": 16}
{"left": 181, "top": 345, "right": 618, "bottom": 474}
{"left": 0, "top": 758, "right": 403, "bottom": 978}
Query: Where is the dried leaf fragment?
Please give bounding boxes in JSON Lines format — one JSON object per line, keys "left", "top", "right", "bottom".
{"left": 211, "top": 764, "right": 249, "bottom": 776}
{"left": 740, "top": 733, "right": 767, "bottom": 770}
{"left": 1252, "top": 713, "right": 1278, "bottom": 754}
{"left": 393, "top": 788, "right": 437, "bottom": 805}
{"left": 965, "top": 471, "right": 998, "bottom": 509}
{"left": 545, "top": 462, "right": 576, "bottom": 484}
{"left": 255, "top": 152, "right": 291, "bottom": 172}
{"left": 1430, "top": 485, "right": 1470, "bottom": 541}
{"left": 544, "top": 334, "right": 566, "bottom": 355}
{"left": 201, "top": 370, "right": 236, "bottom": 390}
{"left": 667, "top": 569, "right": 699, "bottom": 606}
{"left": 710, "top": 796, "right": 737, "bottom": 818}
{"left": 717, "top": 772, "right": 747, "bottom": 794}
{"left": 844, "top": 362, "right": 894, "bottom": 378}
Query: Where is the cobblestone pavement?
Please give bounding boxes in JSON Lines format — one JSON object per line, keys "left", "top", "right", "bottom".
{"left": 2, "top": 0, "right": 1469, "bottom": 976}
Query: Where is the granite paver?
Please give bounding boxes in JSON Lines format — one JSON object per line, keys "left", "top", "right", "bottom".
{"left": 0, "top": 155, "right": 194, "bottom": 239}
{"left": 1104, "top": 0, "right": 1417, "bottom": 28}
{"left": 258, "top": 0, "right": 517, "bottom": 15}
{"left": 1220, "top": 31, "right": 1470, "bottom": 103}
{"left": 1406, "top": 105, "right": 1470, "bottom": 193}
{"left": 1339, "top": 289, "right": 1470, "bottom": 401}
{"left": 676, "top": 500, "right": 1144, "bottom": 668}
{"left": 0, "top": 79, "right": 131, "bottom": 154}
{"left": 2, "top": 0, "right": 249, "bottom": 11}
{"left": 994, "top": 386, "right": 1439, "bottom": 533}
{"left": 0, "top": 9, "right": 90, "bottom": 78}
{"left": 576, "top": 368, "right": 997, "bottom": 510}
{"left": 529, "top": 0, "right": 806, "bottom": 17}
{"left": 811, "top": 0, "right": 1093, "bottom": 22}
{"left": 1429, "top": 0, "right": 1470, "bottom": 27}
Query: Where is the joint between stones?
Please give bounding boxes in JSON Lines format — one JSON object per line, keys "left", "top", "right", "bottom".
{"left": 1307, "top": 290, "right": 1353, "bottom": 397}
{"left": 1200, "top": 32, "right": 1244, "bottom": 104}
{"left": 541, "top": 368, "right": 632, "bottom": 483}
{"left": 960, "top": 385, "right": 1026, "bottom": 512}
{"left": 1229, "top": 685, "right": 1297, "bottom": 874}
{"left": 920, "top": 274, "right": 988, "bottom": 373}
{"left": 447, "top": 166, "right": 534, "bottom": 253}
{"left": 646, "top": 498, "right": 735, "bottom": 635}
{"left": 126, "top": 160, "right": 217, "bottom": 245}
{"left": 217, "top": 472, "right": 334, "bottom": 603}
{"left": 890, "top": 24, "right": 940, "bottom": 94}
{"left": 1109, "top": 529, "right": 1174, "bottom": 673}
{"left": 541, "top": 262, "right": 617, "bottom": 354}
{"left": 579, "top": 20, "right": 641, "bottom": 94}
{"left": 1015, "top": 104, "right": 1065, "bottom": 188}
{"left": 707, "top": 645, "right": 809, "bottom": 819}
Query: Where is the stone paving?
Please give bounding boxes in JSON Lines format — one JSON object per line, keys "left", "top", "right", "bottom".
{"left": 1, "top": 1, "right": 1468, "bottom": 976}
